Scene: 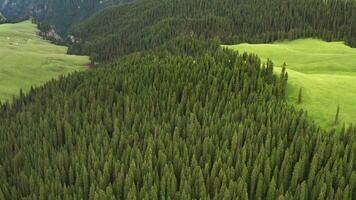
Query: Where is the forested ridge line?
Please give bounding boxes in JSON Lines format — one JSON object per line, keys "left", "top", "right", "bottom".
{"left": 68, "top": 0, "right": 356, "bottom": 63}
{"left": 0, "top": 38, "right": 355, "bottom": 199}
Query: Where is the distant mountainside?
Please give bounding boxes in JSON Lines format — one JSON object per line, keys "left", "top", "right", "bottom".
{"left": 0, "top": 12, "right": 5, "bottom": 23}
{"left": 0, "top": 0, "right": 133, "bottom": 35}
{"left": 0, "top": 0, "right": 30, "bottom": 21}
{"left": 68, "top": 0, "right": 356, "bottom": 63}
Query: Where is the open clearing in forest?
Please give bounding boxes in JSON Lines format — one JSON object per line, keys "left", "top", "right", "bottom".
{"left": 225, "top": 39, "right": 356, "bottom": 129}
{"left": 0, "top": 20, "right": 89, "bottom": 101}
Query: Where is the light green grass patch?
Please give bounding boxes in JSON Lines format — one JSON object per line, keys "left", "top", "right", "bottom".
{"left": 224, "top": 39, "right": 356, "bottom": 129}
{"left": 0, "top": 20, "right": 89, "bottom": 101}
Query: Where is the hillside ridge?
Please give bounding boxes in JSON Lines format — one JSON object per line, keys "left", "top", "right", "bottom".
{"left": 0, "top": 1, "right": 355, "bottom": 199}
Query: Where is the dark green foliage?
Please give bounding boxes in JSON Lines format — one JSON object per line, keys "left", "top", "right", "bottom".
{"left": 334, "top": 105, "right": 340, "bottom": 125}
{"left": 68, "top": 0, "right": 356, "bottom": 62}
{"left": 0, "top": 0, "right": 133, "bottom": 35}
{"left": 33, "top": 0, "right": 133, "bottom": 36}
{"left": 1, "top": 0, "right": 356, "bottom": 199}
{"left": 0, "top": 44, "right": 355, "bottom": 199}
{"left": 0, "top": 0, "right": 32, "bottom": 21}
{"left": 298, "top": 88, "right": 303, "bottom": 104}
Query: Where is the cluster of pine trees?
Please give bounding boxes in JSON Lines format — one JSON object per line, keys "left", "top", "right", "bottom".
{"left": 0, "top": 38, "right": 355, "bottom": 199}
{"left": 68, "top": 0, "right": 356, "bottom": 62}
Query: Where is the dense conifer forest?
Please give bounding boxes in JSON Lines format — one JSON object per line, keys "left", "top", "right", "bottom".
{"left": 0, "top": 0, "right": 356, "bottom": 199}
{"left": 1, "top": 40, "right": 355, "bottom": 199}
{"left": 69, "top": 0, "right": 356, "bottom": 62}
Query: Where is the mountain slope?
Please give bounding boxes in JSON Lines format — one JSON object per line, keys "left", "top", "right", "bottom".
{"left": 0, "top": 12, "right": 5, "bottom": 23}
{"left": 1, "top": 41, "right": 355, "bottom": 199}
{"left": 69, "top": 0, "right": 356, "bottom": 62}
{"left": 0, "top": 0, "right": 133, "bottom": 35}
{"left": 0, "top": 0, "right": 355, "bottom": 199}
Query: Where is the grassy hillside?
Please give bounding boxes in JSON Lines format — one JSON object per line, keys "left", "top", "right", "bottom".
{"left": 225, "top": 39, "right": 356, "bottom": 128}
{"left": 0, "top": 20, "right": 88, "bottom": 101}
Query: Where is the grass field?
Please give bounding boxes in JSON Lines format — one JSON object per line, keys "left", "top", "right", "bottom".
{"left": 0, "top": 20, "right": 89, "bottom": 101}
{"left": 225, "top": 39, "right": 356, "bottom": 129}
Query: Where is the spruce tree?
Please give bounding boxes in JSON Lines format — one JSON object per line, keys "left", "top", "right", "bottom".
{"left": 298, "top": 88, "right": 303, "bottom": 104}
{"left": 334, "top": 105, "right": 340, "bottom": 125}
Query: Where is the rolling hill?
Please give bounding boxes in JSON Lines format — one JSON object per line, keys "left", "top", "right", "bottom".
{"left": 2, "top": 38, "right": 355, "bottom": 199}
{"left": 225, "top": 39, "right": 356, "bottom": 128}
{"left": 0, "top": 20, "right": 88, "bottom": 101}
{"left": 0, "top": 0, "right": 356, "bottom": 199}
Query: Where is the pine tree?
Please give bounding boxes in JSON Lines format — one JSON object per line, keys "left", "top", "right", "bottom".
{"left": 89, "top": 184, "right": 96, "bottom": 200}
{"left": 266, "top": 178, "right": 276, "bottom": 200}
{"left": 298, "top": 181, "right": 308, "bottom": 200}
{"left": 317, "top": 183, "right": 327, "bottom": 200}
{"left": 255, "top": 174, "right": 264, "bottom": 200}
{"left": 127, "top": 183, "right": 137, "bottom": 200}
{"left": 334, "top": 105, "right": 340, "bottom": 125}
{"left": 298, "top": 88, "right": 303, "bottom": 104}
{"left": 0, "top": 188, "right": 5, "bottom": 200}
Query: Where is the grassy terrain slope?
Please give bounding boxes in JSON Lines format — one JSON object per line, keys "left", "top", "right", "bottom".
{"left": 225, "top": 38, "right": 356, "bottom": 128}
{"left": 0, "top": 20, "right": 88, "bottom": 101}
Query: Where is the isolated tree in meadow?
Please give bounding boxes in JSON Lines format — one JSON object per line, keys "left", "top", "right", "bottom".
{"left": 279, "top": 63, "right": 288, "bottom": 99}
{"left": 334, "top": 105, "right": 340, "bottom": 125}
{"left": 298, "top": 88, "right": 303, "bottom": 104}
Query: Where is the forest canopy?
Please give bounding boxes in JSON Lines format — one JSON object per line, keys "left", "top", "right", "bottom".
{"left": 0, "top": 0, "right": 355, "bottom": 199}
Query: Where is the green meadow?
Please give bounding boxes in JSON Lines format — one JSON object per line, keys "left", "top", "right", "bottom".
{"left": 225, "top": 39, "right": 356, "bottom": 129}
{"left": 0, "top": 20, "right": 89, "bottom": 101}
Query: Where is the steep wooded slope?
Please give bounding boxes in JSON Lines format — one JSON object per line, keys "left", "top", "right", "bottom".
{"left": 1, "top": 41, "right": 355, "bottom": 199}
{"left": 0, "top": 0, "right": 133, "bottom": 35}
{"left": 0, "top": 0, "right": 355, "bottom": 199}
{"left": 69, "top": 0, "right": 356, "bottom": 62}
